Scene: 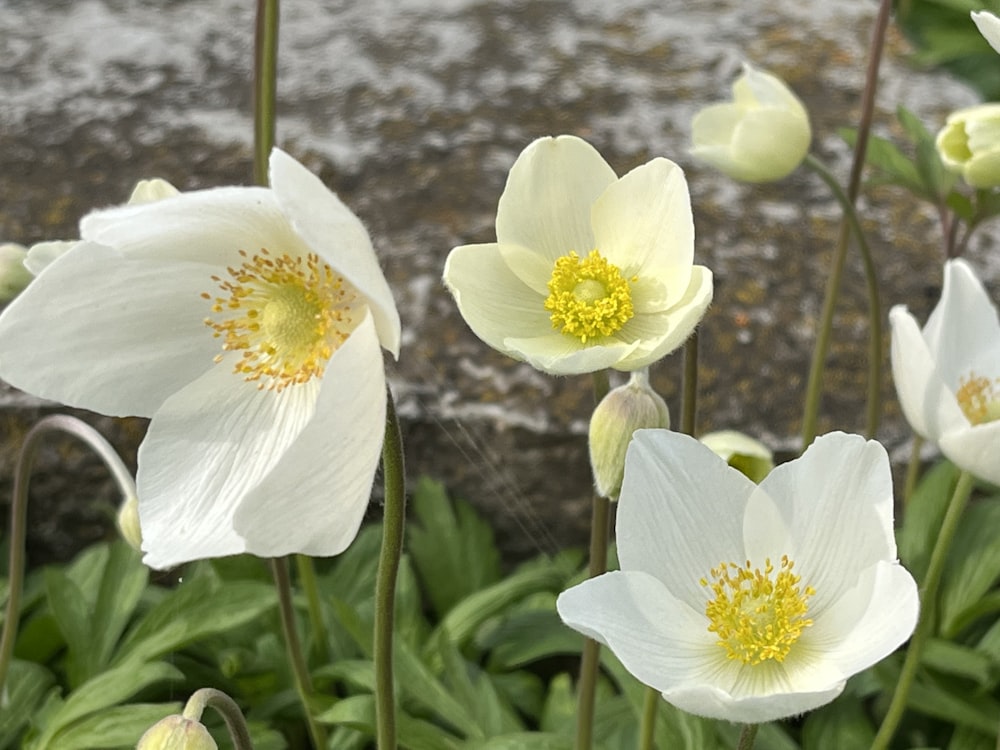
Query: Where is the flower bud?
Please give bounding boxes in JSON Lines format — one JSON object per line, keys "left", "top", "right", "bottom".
{"left": 0, "top": 243, "right": 32, "bottom": 302}
{"left": 691, "top": 63, "right": 811, "bottom": 183}
{"left": 936, "top": 104, "right": 1000, "bottom": 189}
{"left": 117, "top": 495, "right": 143, "bottom": 552}
{"left": 128, "top": 178, "right": 180, "bottom": 204}
{"left": 136, "top": 715, "right": 218, "bottom": 750}
{"left": 589, "top": 372, "right": 670, "bottom": 499}
{"left": 700, "top": 430, "right": 774, "bottom": 483}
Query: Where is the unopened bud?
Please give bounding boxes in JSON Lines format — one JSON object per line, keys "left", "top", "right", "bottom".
{"left": 117, "top": 496, "right": 143, "bottom": 552}
{"left": 128, "top": 178, "right": 180, "bottom": 204}
{"left": 136, "top": 715, "right": 217, "bottom": 750}
{"left": 589, "top": 371, "right": 670, "bottom": 499}
{"left": 700, "top": 430, "right": 774, "bottom": 483}
{"left": 0, "top": 243, "right": 32, "bottom": 302}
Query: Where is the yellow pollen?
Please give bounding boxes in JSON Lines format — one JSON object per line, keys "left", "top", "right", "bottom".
{"left": 544, "top": 250, "right": 636, "bottom": 343}
{"left": 701, "top": 556, "right": 815, "bottom": 665}
{"left": 202, "top": 248, "right": 359, "bottom": 391}
{"left": 955, "top": 371, "right": 1000, "bottom": 426}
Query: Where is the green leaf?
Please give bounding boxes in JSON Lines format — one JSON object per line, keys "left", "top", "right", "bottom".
{"left": 898, "top": 460, "right": 959, "bottom": 581}
{"left": 801, "top": 691, "right": 874, "bottom": 749}
{"left": 539, "top": 673, "right": 575, "bottom": 735}
{"left": 459, "top": 734, "right": 572, "bottom": 750}
{"left": 939, "top": 497, "right": 1000, "bottom": 636}
{"left": 482, "top": 609, "right": 582, "bottom": 669}
{"left": 88, "top": 542, "right": 147, "bottom": 676}
{"left": 923, "top": 638, "right": 999, "bottom": 688}
{"left": 43, "top": 703, "right": 181, "bottom": 750}
{"left": 840, "top": 129, "right": 927, "bottom": 197}
{"left": 0, "top": 660, "right": 56, "bottom": 749}
{"left": 318, "top": 695, "right": 463, "bottom": 750}
{"left": 43, "top": 568, "right": 93, "bottom": 688}
{"left": 908, "top": 672, "right": 1000, "bottom": 735}
{"left": 948, "top": 725, "right": 995, "bottom": 750}
{"left": 438, "top": 634, "right": 521, "bottom": 736}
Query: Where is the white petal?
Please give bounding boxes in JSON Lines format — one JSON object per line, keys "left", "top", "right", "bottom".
{"left": 556, "top": 571, "right": 718, "bottom": 690}
{"left": 806, "top": 560, "right": 918, "bottom": 677}
{"left": 504, "top": 332, "right": 638, "bottom": 376}
{"left": 268, "top": 148, "right": 401, "bottom": 358}
{"left": 496, "top": 135, "right": 617, "bottom": 279}
{"left": 742, "top": 485, "right": 792, "bottom": 564}
{"left": 24, "top": 240, "right": 79, "bottom": 276}
{"left": 591, "top": 158, "right": 694, "bottom": 302}
{"left": 0, "top": 242, "right": 219, "bottom": 417}
{"left": 890, "top": 305, "right": 968, "bottom": 440}
{"left": 940, "top": 419, "right": 1000, "bottom": 485}
{"left": 691, "top": 103, "right": 742, "bottom": 149}
{"left": 758, "top": 433, "right": 895, "bottom": 612}
{"left": 127, "top": 178, "right": 180, "bottom": 204}
{"left": 730, "top": 108, "right": 811, "bottom": 181}
{"left": 137, "top": 365, "right": 318, "bottom": 569}
{"left": 617, "top": 430, "right": 755, "bottom": 608}
{"left": 443, "top": 242, "right": 553, "bottom": 360}
{"left": 973, "top": 11, "right": 1000, "bottom": 55}
{"left": 663, "top": 680, "right": 844, "bottom": 724}
{"left": 234, "top": 313, "right": 386, "bottom": 557}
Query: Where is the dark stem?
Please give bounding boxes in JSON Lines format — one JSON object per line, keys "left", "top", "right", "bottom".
{"left": 253, "top": 0, "right": 279, "bottom": 186}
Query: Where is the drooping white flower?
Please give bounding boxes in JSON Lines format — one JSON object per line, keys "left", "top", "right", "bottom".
{"left": 973, "top": 10, "right": 1000, "bottom": 55}
{"left": 557, "top": 430, "right": 918, "bottom": 723}
{"left": 443, "top": 135, "right": 712, "bottom": 375}
{"left": 0, "top": 149, "right": 400, "bottom": 569}
{"left": 890, "top": 258, "right": 1000, "bottom": 484}
{"left": 690, "top": 63, "right": 812, "bottom": 183}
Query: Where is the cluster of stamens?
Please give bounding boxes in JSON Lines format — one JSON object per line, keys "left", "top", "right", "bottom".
{"left": 955, "top": 371, "right": 1000, "bottom": 426}
{"left": 701, "top": 556, "right": 815, "bottom": 665}
{"left": 544, "top": 250, "right": 636, "bottom": 343}
{"left": 202, "top": 248, "right": 358, "bottom": 392}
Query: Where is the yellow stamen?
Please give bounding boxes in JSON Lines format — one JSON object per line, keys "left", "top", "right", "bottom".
{"left": 544, "top": 250, "right": 636, "bottom": 343}
{"left": 701, "top": 556, "right": 815, "bottom": 665}
{"left": 202, "top": 248, "right": 358, "bottom": 391}
{"left": 955, "top": 371, "right": 1000, "bottom": 425}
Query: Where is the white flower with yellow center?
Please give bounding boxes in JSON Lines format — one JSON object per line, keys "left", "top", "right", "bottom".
{"left": 443, "top": 135, "right": 713, "bottom": 375}
{"left": 0, "top": 149, "right": 400, "bottom": 569}
{"left": 557, "top": 430, "right": 918, "bottom": 723}
{"left": 891, "top": 258, "right": 1000, "bottom": 484}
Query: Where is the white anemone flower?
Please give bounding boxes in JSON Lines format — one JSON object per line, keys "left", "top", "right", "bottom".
{"left": 0, "top": 149, "right": 400, "bottom": 569}
{"left": 443, "top": 135, "right": 713, "bottom": 375}
{"left": 890, "top": 258, "right": 1000, "bottom": 484}
{"left": 973, "top": 10, "right": 1000, "bottom": 55}
{"left": 557, "top": 430, "right": 918, "bottom": 723}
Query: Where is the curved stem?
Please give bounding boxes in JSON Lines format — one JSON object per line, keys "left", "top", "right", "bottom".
{"left": 374, "top": 389, "right": 406, "bottom": 750}
{"left": 253, "top": 0, "right": 279, "bottom": 186}
{"left": 902, "top": 435, "right": 924, "bottom": 509}
{"left": 800, "top": 0, "right": 892, "bottom": 448}
{"left": 295, "top": 555, "right": 331, "bottom": 664}
{"left": 270, "top": 557, "right": 327, "bottom": 749}
{"left": 802, "top": 154, "right": 883, "bottom": 440}
{"left": 0, "top": 415, "right": 135, "bottom": 697}
{"left": 638, "top": 684, "right": 658, "bottom": 750}
{"left": 184, "top": 688, "right": 254, "bottom": 750}
{"left": 737, "top": 724, "right": 759, "bottom": 750}
{"left": 870, "top": 470, "right": 975, "bottom": 750}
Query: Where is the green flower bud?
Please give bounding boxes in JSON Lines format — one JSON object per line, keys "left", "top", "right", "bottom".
{"left": 936, "top": 103, "right": 1000, "bottom": 189}
{"left": 700, "top": 430, "right": 774, "bottom": 483}
{"left": 117, "top": 496, "right": 143, "bottom": 552}
{"left": 0, "top": 243, "right": 32, "bottom": 302}
{"left": 589, "top": 371, "right": 670, "bottom": 499}
{"left": 136, "top": 715, "right": 218, "bottom": 750}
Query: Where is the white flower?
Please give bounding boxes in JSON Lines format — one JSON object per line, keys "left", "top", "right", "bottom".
{"left": 936, "top": 104, "right": 1000, "bottom": 189}
{"left": 690, "top": 63, "right": 812, "bottom": 183}
{"left": 443, "top": 135, "right": 712, "bottom": 375}
{"left": 0, "top": 149, "right": 400, "bottom": 569}
{"left": 890, "top": 258, "right": 1000, "bottom": 484}
{"left": 557, "top": 430, "right": 918, "bottom": 723}
{"left": 973, "top": 10, "right": 1000, "bottom": 55}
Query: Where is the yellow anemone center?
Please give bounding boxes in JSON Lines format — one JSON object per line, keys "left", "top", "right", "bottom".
{"left": 202, "top": 248, "right": 359, "bottom": 391}
{"left": 956, "top": 371, "right": 1000, "bottom": 426}
{"left": 701, "top": 556, "right": 815, "bottom": 665}
{"left": 544, "top": 250, "right": 636, "bottom": 343}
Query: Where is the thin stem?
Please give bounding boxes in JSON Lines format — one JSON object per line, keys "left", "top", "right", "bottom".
{"left": 374, "top": 389, "right": 406, "bottom": 750}
{"left": 575, "top": 371, "right": 613, "bottom": 750}
{"left": 681, "top": 332, "right": 699, "bottom": 437}
{"left": 802, "top": 154, "right": 883, "bottom": 440}
{"left": 800, "top": 0, "right": 892, "bottom": 449}
{"left": 638, "top": 685, "right": 658, "bottom": 750}
{"left": 295, "top": 555, "right": 331, "bottom": 664}
{"left": 253, "top": 0, "right": 279, "bottom": 186}
{"left": 737, "top": 724, "right": 759, "bottom": 750}
{"left": 902, "top": 435, "right": 924, "bottom": 509}
{"left": 183, "top": 688, "right": 254, "bottom": 750}
{"left": 870, "top": 470, "right": 976, "bottom": 750}
{"left": 0, "top": 415, "right": 135, "bottom": 697}
{"left": 270, "top": 558, "right": 327, "bottom": 749}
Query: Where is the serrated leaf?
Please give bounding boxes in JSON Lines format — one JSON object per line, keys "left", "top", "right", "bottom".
{"left": 43, "top": 568, "right": 93, "bottom": 688}
{"left": 44, "top": 702, "right": 181, "bottom": 750}
{"left": 88, "top": 542, "right": 147, "bottom": 677}
{"left": 939, "top": 497, "right": 1000, "bottom": 636}
{"left": 482, "top": 609, "right": 581, "bottom": 669}
{"left": 0, "top": 660, "right": 56, "bottom": 749}
{"left": 898, "top": 460, "right": 959, "bottom": 581}
{"left": 318, "top": 694, "right": 463, "bottom": 750}
{"left": 539, "top": 673, "right": 575, "bottom": 735}
{"left": 924, "top": 638, "right": 998, "bottom": 687}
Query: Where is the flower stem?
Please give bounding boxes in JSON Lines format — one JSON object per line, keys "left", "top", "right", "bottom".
{"left": 638, "top": 684, "right": 658, "bottom": 750}
{"left": 253, "top": 0, "right": 279, "bottom": 186}
{"left": 870, "top": 469, "right": 975, "bottom": 750}
{"left": 802, "top": 154, "right": 882, "bottom": 440}
{"left": 295, "top": 555, "right": 331, "bottom": 664}
{"left": 0, "top": 415, "right": 135, "bottom": 698}
{"left": 183, "top": 688, "right": 254, "bottom": 750}
{"left": 575, "top": 371, "right": 613, "bottom": 750}
{"left": 374, "top": 389, "right": 406, "bottom": 750}
{"left": 903, "top": 435, "right": 924, "bottom": 509}
{"left": 736, "top": 724, "right": 759, "bottom": 750}
{"left": 799, "top": 0, "right": 891, "bottom": 449}
{"left": 270, "top": 557, "right": 327, "bottom": 749}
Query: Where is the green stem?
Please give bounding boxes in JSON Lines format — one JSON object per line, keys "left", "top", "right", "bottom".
{"left": 183, "top": 688, "right": 254, "bottom": 750}
{"left": 639, "top": 686, "right": 658, "bottom": 750}
{"left": 575, "top": 371, "right": 613, "bottom": 750}
{"left": 0, "top": 415, "right": 135, "bottom": 697}
{"left": 870, "top": 470, "right": 975, "bottom": 750}
{"left": 902, "top": 435, "right": 924, "bottom": 509}
{"left": 253, "top": 0, "right": 279, "bottom": 186}
{"left": 802, "top": 154, "right": 882, "bottom": 440}
{"left": 374, "top": 389, "right": 406, "bottom": 750}
{"left": 800, "top": 0, "right": 891, "bottom": 448}
{"left": 270, "top": 558, "right": 327, "bottom": 749}
{"left": 295, "top": 555, "right": 331, "bottom": 664}
{"left": 737, "top": 724, "right": 759, "bottom": 750}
